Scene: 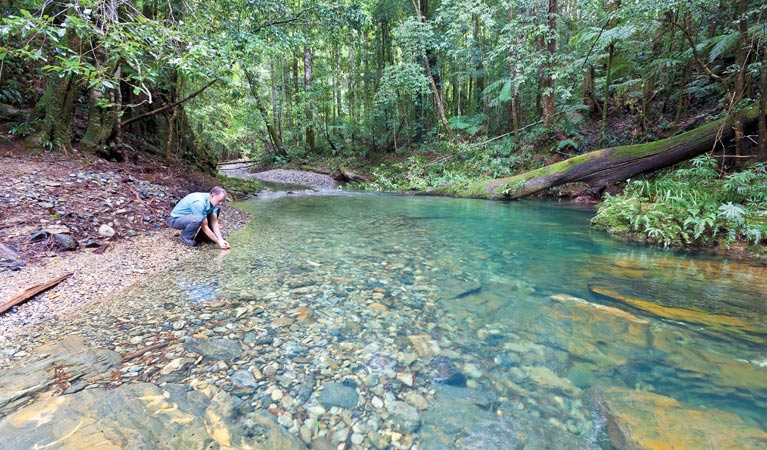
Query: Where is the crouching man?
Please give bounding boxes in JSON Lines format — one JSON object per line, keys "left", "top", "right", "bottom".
{"left": 168, "top": 186, "right": 231, "bottom": 249}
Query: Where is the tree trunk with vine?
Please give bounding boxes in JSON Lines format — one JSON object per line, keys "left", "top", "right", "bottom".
{"left": 245, "top": 68, "right": 286, "bottom": 156}
{"left": 413, "top": 0, "right": 451, "bottom": 135}
{"left": 759, "top": 53, "right": 767, "bottom": 163}
{"left": 731, "top": 0, "right": 750, "bottom": 166}
{"left": 600, "top": 0, "right": 621, "bottom": 143}
{"left": 541, "top": 0, "right": 557, "bottom": 128}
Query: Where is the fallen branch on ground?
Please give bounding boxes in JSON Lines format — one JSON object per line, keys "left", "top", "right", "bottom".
{"left": 0, "top": 272, "right": 74, "bottom": 315}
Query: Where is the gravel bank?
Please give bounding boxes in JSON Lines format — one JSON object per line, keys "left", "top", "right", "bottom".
{"left": 2, "top": 161, "right": 335, "bottom": 343}
{"left": 219, "top": 164, "right": 338, "bottom": 190}
{"left": 0, "top": 205, "right": 250, "bottom": 343}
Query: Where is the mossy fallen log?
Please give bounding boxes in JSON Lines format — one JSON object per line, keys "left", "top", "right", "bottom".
{"left": 429, "top": 107, "right": 762, "bottom": 200}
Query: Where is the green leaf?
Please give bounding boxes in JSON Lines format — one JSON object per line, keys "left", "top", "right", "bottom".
{"left": 708, "top": 32, "right": 741, "bottom": 63}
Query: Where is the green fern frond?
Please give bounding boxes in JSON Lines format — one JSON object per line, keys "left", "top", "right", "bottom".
{"left": 707, "top": 32, "right": 741, "bottom": 63}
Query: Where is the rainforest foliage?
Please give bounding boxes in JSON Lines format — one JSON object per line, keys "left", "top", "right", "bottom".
{"left": 591, "top": 155, "right": 767, "bottom": 249}
{"left": 1, "top": 0, "right": 767, "bottom": 249}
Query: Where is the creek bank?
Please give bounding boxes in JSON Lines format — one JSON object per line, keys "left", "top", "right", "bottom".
{"left": 0, "top": 147, "right": 250, "bottom": 337}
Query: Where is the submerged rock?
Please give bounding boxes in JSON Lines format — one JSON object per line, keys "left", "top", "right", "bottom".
{"left": 435, "top": 276, "right": 482, "bottom": 299}
{"left": 421, "top": 385, "right": 593, "bottom": 449}
{"left": 589, "top": 285, "right": 767, "bottom": 344}
{"left": 183, "top": 337, "right": 243, "bottom": 361}
{"left": 425, "top": 356, "right": 466, "bottom": 387}
{"left": 652, "top": 327, "right": 767, "bottom": 394}
{"left": 319, "top": 382, "right": 359, "bottom": 409}
{"left": 540, "top": 294, "right": 651, "bottom": 370}
{"left": 385, "top": 399, "right": 421, "bottom": 432}
{"left": 0, "top": 336, "right": 121, "bottom": 416}
{"left": 595, "top": 387, "right": 767, "bottom": 450}
{"left": 0, "top": 383, "right": 305, "bottom": 450}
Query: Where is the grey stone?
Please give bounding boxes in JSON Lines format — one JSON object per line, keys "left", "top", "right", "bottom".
{"left": 52, "top": 233, "right": 78, "bottom": 250}
{"left": 183, "top": 337, "right": 243, "bottom": 361}
{"left": 319, "top": 382, "right": 359, "bottom": 409}
{"left": 98, "top": 224, "right": 116, "bottom": 237}
{"left": 230, "top": 369, "right": 257, "bottom": 388}
{"left": 385, "top": 400, "right": 421, "bottom": 432}
{"left": 0, "top": 383, "right": 305, "bottom": 450}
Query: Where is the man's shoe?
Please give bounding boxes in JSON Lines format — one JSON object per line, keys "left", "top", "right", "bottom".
{"left": 180, "top": 236, "right": 197, "bottom": 246}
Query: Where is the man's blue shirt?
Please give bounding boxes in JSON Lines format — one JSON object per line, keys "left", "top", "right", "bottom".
{"left": 170, "top": 192, "right": 219, "bottom": 219}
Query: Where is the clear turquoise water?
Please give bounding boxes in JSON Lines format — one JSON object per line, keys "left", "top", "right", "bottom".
{"left": 198, "top": 192, "right": 766, "bottom": 447}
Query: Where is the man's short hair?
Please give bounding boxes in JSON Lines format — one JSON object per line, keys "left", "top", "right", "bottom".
{"left": 210, "top": 186, "right": 227, "bottom": 197}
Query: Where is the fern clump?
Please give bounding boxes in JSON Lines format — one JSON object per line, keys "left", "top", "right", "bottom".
{"left": 592, "top": 155, "right": 767, "bottom": 248}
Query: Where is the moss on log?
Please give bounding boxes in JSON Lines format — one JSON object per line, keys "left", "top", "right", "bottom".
{"left": 429, "top": 108, "right": 761, "bottom": 200}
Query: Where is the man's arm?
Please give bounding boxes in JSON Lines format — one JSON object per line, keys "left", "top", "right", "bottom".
{"left": 201, "top": 214, "right": 230, "bottom": 249}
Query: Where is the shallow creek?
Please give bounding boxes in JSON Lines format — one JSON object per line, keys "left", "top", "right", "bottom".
{"left": 1, "top": 192, "right": 766, "bottom": 449}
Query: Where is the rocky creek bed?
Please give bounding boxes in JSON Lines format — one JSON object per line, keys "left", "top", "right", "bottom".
{"left": 2, "top": 157, "right": 766, "bottom": 450}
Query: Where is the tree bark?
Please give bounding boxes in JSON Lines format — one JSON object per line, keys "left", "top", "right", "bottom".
{"left": 600, "top": 0, "right": 620, "bottom": 142}
{"left": 428, "top": 107, "right": 762, "bottom": 200}
{"left": 304, "top": 47, "right": 316, "bottom": 152}
{"left": 244, "top": 69, "right": 286, "bottom": 156}
{"left": 0, "top": 272, "right": 73, "bottom": 315}
{"left": 29, "top": 25, "right": 81, "bottom": 150}
{"left": 759, "top": 52, "right": 767, "bottom": 162}
{"left": 541, "top": 0, "right": 557, "bottom": 127}
{"left": 731, "top": 0, "right": 750, "bottom": 165}
{"left": 348, "top": 29, "right": 357, "bottom": 147}
{"left": 81, "top": 59, "right": 122, "bottom": 157}
{"left": 508, "top": 2, "right": 521, "bottom": 136}
{"left": 411, "top": 0, "right": 451, "bottom": 134}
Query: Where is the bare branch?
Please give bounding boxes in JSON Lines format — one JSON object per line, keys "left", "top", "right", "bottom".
{"left": 253, "top": 6, "right": 317, "bottom": 33}
{"left": 120, "top": 78, "right": 218, "bottom": 128}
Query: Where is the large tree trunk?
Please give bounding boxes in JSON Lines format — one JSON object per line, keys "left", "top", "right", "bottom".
{"left": 730, "top": 0, "right": 750, "bottom": 166}
{"left": 541, "top": 0, "right": 557, "bottom": 127}
{"left": 348, "top": 29, "right": 357, "bottom": 147}
{"left": 304, "top": 47, "right": 316, "bottom": 153}
{"left": 428, "top": 107, "right": 762, "bottom": 200}
{"left": 28, "top": 26, "right": 81, "bottom": 151}
{"left": 759, "top": 52, "right": 767, "bottom": 163}
{"left": 600, "top": 0, "right": 621, "bottom": 142}
{"left": 244, "top": 68, "right": 286, "bottom": 156}
{"left": 412, "top": 0, "right": 451, "bottom": 134}
{"left": 81, "top": 60, "right": 122, "bottom": 157}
